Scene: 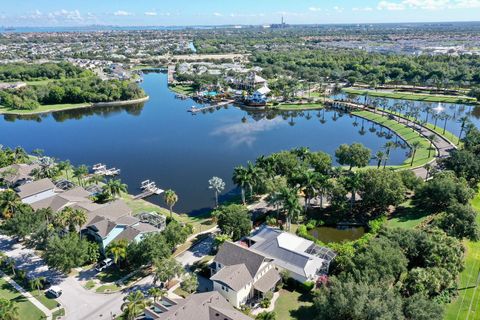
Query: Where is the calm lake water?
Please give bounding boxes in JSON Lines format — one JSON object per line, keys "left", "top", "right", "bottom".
{"left": 309, "top": 226, "right": 366, "bottom": 243}
{"left": 0, "top": 72, "right": 407, "bottom": 214}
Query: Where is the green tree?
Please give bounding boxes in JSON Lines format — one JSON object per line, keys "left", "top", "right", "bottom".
{"left": 0, "top": 298, "right": 19, "bottom": 320}
{"left": 435, "top": 203, "right": 479, "bottom": 241}
{"left": 163, "top": 189, "right": 178, "bottom": 219}
{"left": 403, "top": 294, "right": 443, "bottom": 320}
{"left": 208, "top": 176, "right": 225, "bottom": 208}
{"left": 29, "top": 276, "right": 46, "bottom": 297}
{"left": 73, "top": 165, "right": 89, "bottom": 187}
{"left": 214, "top": 204, "right": 252, "bottom": 241}
{"left": 358, "top": 169, "right": 406, "bottom": 212}
{"left": 56, "top": 160, "right": 72, "bottom": 180}
{"left": 153, "top": 257, "right": 184, "bottom": 287}
{"left": 335, "top": 143, "right": 371, "bottom": 170}
{"left": 147, "top": 287, "right": 166, "bottom": 303}
{"left": 409, "top": 141, "right": 423, "bottom": 166}
{"left": 181, "top": 273, "right": 199, "bottom": 293}
{"left": 279, "top": 187, "right": 302, "bottom": 230}
{"left": 256, "top": 311, "right": 277, "bottom": 320}
{"left": 106, "top": 239, "right": 129, "bottom": 265}
{"left": 0, "top": 189, "right": 21, "bottom": 219}
{"left": 232, "top": 165, "right": 249, "bottom": 204}
{"left": 121, "top": 290, "right": 149, "bottom": 320}
{"left": 102, "top": 178, "right": 128, "bottom": 199}
{"left": 43, "top": 233, "right": 90, "bottom": 273}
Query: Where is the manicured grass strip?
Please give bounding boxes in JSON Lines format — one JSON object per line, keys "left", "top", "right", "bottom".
{"left": 274, "top": 289, "right": 315, "bottom": 320}
{"left": 96, "top": 284, "right": 121, "bottom": 293}
{"left": 0, "top": 103, "right": 91, "bottom": 115}
{"left": 53, "top": 308, "right": 65, "bottom": 320}
{"left": 444, "top": 190, "right": 480, "bottom": 320}
{"left": 343, "top": 88, "right": 477, "bottom": 104}
{"left": 169, "top": 84, "right": 195, "bottom": 96}
{"left": 0, "top": 278, "right": 45, "bottom": 320}
{"left": 29, "top": 290, "right": 59, "bottom": 310}
{"left": 353, "top": 110, "right": 434, "bottom": 169}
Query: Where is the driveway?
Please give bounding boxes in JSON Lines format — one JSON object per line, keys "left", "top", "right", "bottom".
{"left": 0, "top": 235, "right": 125, "bottom": 320}
{"left": 175, "top": 235, "right": 214, "bottom": 267}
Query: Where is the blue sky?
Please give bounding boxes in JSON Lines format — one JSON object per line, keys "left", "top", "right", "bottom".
{"left": 1, "top": 0, "right": 480, "bottom": 26}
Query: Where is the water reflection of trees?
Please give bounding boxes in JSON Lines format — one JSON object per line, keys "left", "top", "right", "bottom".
{"left": 2, "top": 103, "right": 146, "bottom": 123}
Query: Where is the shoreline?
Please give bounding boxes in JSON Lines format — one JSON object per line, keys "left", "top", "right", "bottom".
{"left": 0, "top": 96, "right": 150, "bottom": 116}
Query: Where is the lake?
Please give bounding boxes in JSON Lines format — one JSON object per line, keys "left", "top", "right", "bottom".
{"left": 0, "top": 72, "right": 408, "bottom": 214}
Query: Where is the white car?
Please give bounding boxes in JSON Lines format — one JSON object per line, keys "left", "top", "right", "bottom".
{"left": 46, "top": 286, "right": 62, "bottom": 298}
{"left": 95, "top": 258, "right": 114, "bottom": 272}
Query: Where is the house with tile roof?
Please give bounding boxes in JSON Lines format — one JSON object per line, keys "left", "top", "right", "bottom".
{"left": 210, "top": 241, "right": 280, "bottom": 308}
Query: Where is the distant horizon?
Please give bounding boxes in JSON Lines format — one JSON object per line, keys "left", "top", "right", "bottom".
{"left": 2, "top": 0, "right": 480, "bottom": 27}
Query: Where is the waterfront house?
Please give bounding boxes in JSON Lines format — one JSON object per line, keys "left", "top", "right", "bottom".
{"left": 15, "top": 178, "right": 56, "bottom": 205}
{"left": 247, "top": 86, "right": 270, "bottom": 106}
{"left": 210, "top": 241, "right": 280, "bottom": 308}
{"left": 144, "top": 291, "right": 253, "bottom": 320}
{"left": 0, "top": 163, "right": 40, "bottom": 187}
{"left": 246, "top": 226, "right": 336, "bottom": 283}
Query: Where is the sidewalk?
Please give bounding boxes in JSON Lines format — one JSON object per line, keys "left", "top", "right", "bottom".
{"left": 1, "top": 271, "right": 53, "bottom": 320}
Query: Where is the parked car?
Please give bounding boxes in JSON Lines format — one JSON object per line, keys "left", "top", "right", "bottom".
{"left": 46, "top": 286, "right": 62, "bottom": 298}
{"left": 95, "top": 258, "right": 114, "bottom": 272}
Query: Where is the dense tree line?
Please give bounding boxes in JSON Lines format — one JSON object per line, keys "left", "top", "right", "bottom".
{"left": 252, "top": 49, "right": 480, "bottom": 88}
{"left": 0, "top": 62, "right": 92, "bottom": 82}
{"left": 0, "top": 77, "right": 145, "bottom": 110}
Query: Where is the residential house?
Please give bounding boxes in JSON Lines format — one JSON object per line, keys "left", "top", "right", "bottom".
{"left": 0, "top": 163, "right": 39, "bottom": 187}
{"left": 210, "top": 242, "right": 280, "bottom": 308}
{"left": 144, "top": 291, "right": 253, "bottom": 320}
{"left": 15, "top": 178, "right": 56, "bottom": 204}
{"left": 246, "top": 226, "right": 336, "bottom": 283}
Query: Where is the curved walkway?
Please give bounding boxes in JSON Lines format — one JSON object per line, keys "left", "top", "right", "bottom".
{"left": 332, "top": 100, "right": 457, "bottom": 179}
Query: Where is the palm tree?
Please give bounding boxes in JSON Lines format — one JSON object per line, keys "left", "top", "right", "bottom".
{"left": 343, "top": 172, "right": 362, "bottom": 213}
{"left": 256, "top": 311, "right": 277, "bottom": 320}
{"left": 427, "top": 134, "right": 437, "bottom": 158}
{"left": 29, "top": 276, "right": 46, "bottom": 297}
{"left": 279, "top": 187, "right": 301, "bottom": 231}
{"left": 246, "top": 161, "right": 264, "bottom": 197}
{"left": 441, "top": 113, "right": 451, "bottom": 134}
{"left": 70, "top": 209, "right": 87, "bottom": 235}
{"left": 383, "top": 141, "right": 396, "bottom": 169}
{"left": 410, "top": 141, "right": 422, "bottom": 166}
{"left": 232, "top": 166, "right": 249, "bottom": 205}
{"left": 6, "top": 258, "right": 16, "bottom": 276}
{"left": 147, "top": 287, "right": 166, "bottom": 303}
{"left": 163, "top": 189, "right": 178, "bottom": 219}
{"left": 0, "top": 298, "right": 19, "bottom": 320}
{"left": 73, "top": 165, "right": 89, "bottom": 187}
{"left": 424, "top": 163, "right": 433, "bottom": 180}
{"left": 457, "top": 116, "right": 470, "bottom": 143}
{"left": 106, "top": 239, "right": 128, "bottom": 266}
{"left": 55, "top": 207, "right": 73, "bottom": 230}
{"left": 0, "top": 190, "right": 21, "bottom": 219}
{"left": 121, "top": 290, "right": 149, "bottom": 320}
{"left": 208, "top": 177, "right": 225, "bottom": 208}
{"left": 56, "top": 160, "right": 72, "bottom": 180}
{"left": 298, "top": 171, "right": 319, "bottom": 212}
{"left": 88, "top": 174, "right": 104, "bottom": 186}
{"left": 102, "top": 179, "right": 128, "bottom": 199}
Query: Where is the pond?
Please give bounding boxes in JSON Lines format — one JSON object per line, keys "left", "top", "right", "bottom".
{"left": 308, "top": 226, "right": 366, "bottom": 243}
{"left": 0, "top": 72, "right": 407, "bottom": 215}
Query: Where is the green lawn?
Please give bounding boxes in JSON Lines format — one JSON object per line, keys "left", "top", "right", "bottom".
{"left": 96, "top": 284, "right": 121, "bottom": 293}
{"left": 29, "top": 289, "right": 59, "bottom": 310}
{"left": 0, "top": 103, "right": 91, "bottom": 115}
{"left": 0, "top": 278, "right": 45, "bottom": 320}
{"left": 169, "top": 84, "right": 195, "bottom": 96}
{"left": 52, "top": 308, "right": 65, "bottom": 320}
{"left": 353, "top": 110, "right": 434, "bottom": 168}
{"left": 343, "top": 88, "right": 477, "bottom": 104}
{"left": 274, "top": 289, "right": 315, "bottom": 320}
{"left": 387, "top": 200, "right": 430, "bottom": 229}
{"left": 444, "top": 190, "right": 480, "bottom": 320}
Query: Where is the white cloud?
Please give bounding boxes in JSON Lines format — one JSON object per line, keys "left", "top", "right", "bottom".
{"left": 452, "top": 0, "right": 480, "bottom": 7}
{"left": 144, "top": 11, "right": 157, "bottom": 16}
{"left": 309, "top": 7, "right": 322, "bottom": 12}
{"left": 113, "top": 10, "right": 133, "bottom": 16}
{"left": 352, "top": 7, "right": 374, "bottom": 11}
{"left": 213, "top": 12, "right": 223, "bottom": 17}
{"left": 333, "top": 6, "right": 345, "bottom": 12}
{"left": 376, "top": 0, "right": 480, "bottom": 10}
{"left": 377, "top": 1, "right": 406, "bottom": 10}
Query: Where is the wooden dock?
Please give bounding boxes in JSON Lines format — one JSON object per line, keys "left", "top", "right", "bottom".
{"left": 133, "top": 180, "right": 164, "bottom": 200}
{"left": 188, "top": 100, "right": 234, "bottom": 113}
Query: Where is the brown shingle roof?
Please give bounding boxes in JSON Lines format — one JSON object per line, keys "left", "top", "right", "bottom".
{"left": 214, "top": 242, "right": 266, "bottom": 278}
{"left": 16, "top": 178, "right": 55, "bottom": 198}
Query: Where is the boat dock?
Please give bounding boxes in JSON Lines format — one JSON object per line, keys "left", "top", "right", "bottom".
{"left": 187, "top": 100, "right": 234, "bottom": 113}
{"left": 92, "top": 163, "right": 121, "bottom": 176}
{"left": 133, "top": 180, "right": 164, "bottom": 200}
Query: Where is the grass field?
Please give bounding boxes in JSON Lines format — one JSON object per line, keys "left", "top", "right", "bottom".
{"left": 353, "top": 110, "right": 434, "bottom": 168}
{"left": 387, "top": 199, "right": 431, "bottom": 229}
{"left": 0, "top": 278, "right": 45, "bottom": 320}
{"left": 169, "top": 84, "right": 195, "bottom": 96}
{"left": 343, "top": 88, "right": 477, "bottom": 104}
{"left": 444, "top": 190, "right": 480, "bottom": 320}
{"left": 0, "top": 103, "right": 91, "bottom": 115}
{"left": 274, "top": 289, "right": 315, "bottom": 320}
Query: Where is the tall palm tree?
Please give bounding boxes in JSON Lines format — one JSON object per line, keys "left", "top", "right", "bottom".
{"left": 279, "top": 187, "right": 301, "bottom": 231}
{"left": 147, "top": 287, "right": 166, "bottom": 304}
{"left": 102, "top": 179, "right": 128, "bottom": 199}
{"left": 73, "top": 165, "right": 89, "bottom": 187}
{"left": 232, "top": 166, "right": 249, "bottom": 205}
{"left": 29, "top": 276, "right": 46, "bottom": 297}
{"left": 70, "top": 209, "right": 87, "bottom": 235}
{"left": 107, "top": 239, "right": 128, "bottom": 266}
{"left": 410, "top": 141, "right": 422, "bottom": 166}
{"left": 121, "top": 290, "right": 149, "bottom": 320}
{"left": 0, "top": 298, "right": 19, "bottom": 320}
{"left": 0, "top": 190, "right": 21, "bottom": 219}
{"left": 427, "top": 134, "right": 437, "bottom": 158}
{"left": 298, "top": 171, "right": 319, "bottom": 212}
{"left": 88, "top": 174, "right": 104, "bottom": 186}
{"left": 55, "top": 207, "right": 73, "bottom": 231}
{"left": 383, "top": 141, "right": 397, "bottom": 169}
{"left": 424, "top": 163, "right": 433, "bottom": 180}
{"left": 457, "top": 116, "right": 470, "bottom": 143}
{"left": 343, "top": 172, "right": 362, "bottom": 213}
{"left": 208, "top": 177, "right": 225, "bottom": 208}
{"left": 163, "top": 189, "right": 178, "bottom": 219}
{"left": 373, "top": 151, "right": 387, "bottom": 169}
{"left": 56, "top": 160, "right": 72, "bottom": 180}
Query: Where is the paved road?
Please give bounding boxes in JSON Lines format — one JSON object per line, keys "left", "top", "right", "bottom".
{"left": 175, "top": 235, "right": 215, "bottom": 267}
{"left": 0, "top": 235, "right": 125, "bottom": 320}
